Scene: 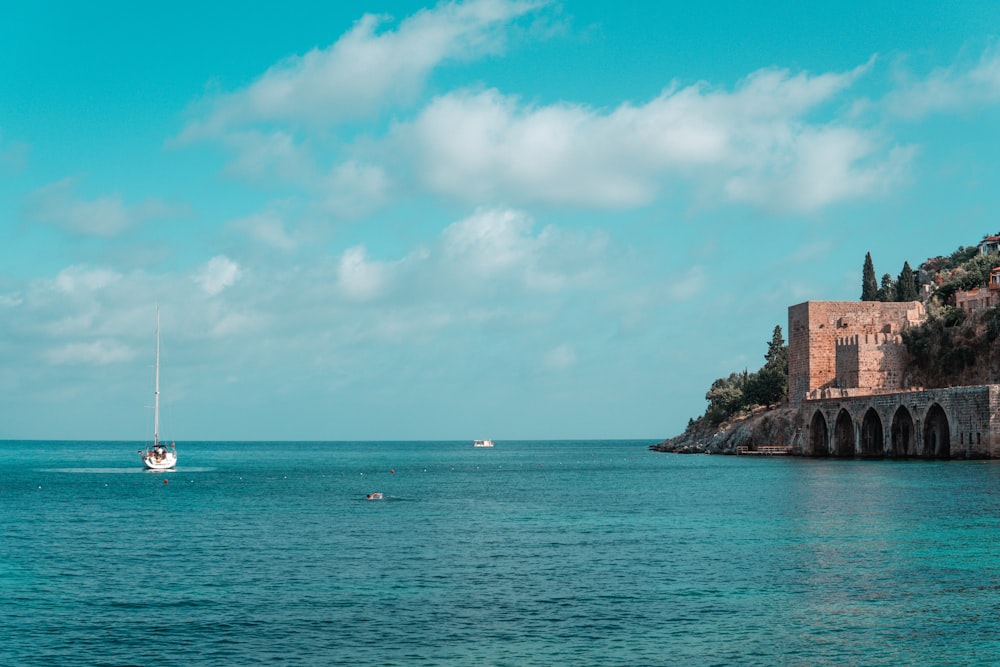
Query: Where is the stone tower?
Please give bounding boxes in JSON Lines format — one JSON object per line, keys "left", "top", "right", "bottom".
{"left": 787, "top": 301, "right": 926, "bottom": 406}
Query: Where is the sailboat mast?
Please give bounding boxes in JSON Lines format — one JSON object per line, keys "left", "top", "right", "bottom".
{"left": 154, "top": 307, "right": 160, "bottom": 447}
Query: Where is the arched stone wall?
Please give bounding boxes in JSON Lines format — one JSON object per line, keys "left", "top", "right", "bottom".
{"left": 860, "top": 407, "right": 884, "bottom": 457}
{"left": 922, "top": 403, "right": 951, "bottom": 458}
{"left": 809, "top": 410, "right": 829, "bottom": 456}
{"left": 800, "top": 385, "right": 998, "bottom": 459}
{"left": 890, "top": 406, "right": 915, "bottom": 457}
{"left": 834, "top": 408, "right": 855, "bottom": 457}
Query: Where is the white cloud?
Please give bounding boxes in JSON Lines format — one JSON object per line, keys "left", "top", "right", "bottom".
{"left": 441, "top": 207, "right": 605, "bottom": 291}
{"left": 321, "top": 161, "right": 391, "bottom": 218}
{"left": 196, "top": 256, "right": 242, "bottom": 295}
{"left": 443, "top": 207, "right": 535, "bottom": 273}
{"left": 403, "top": 90, "right": 657, "bottom": 206}
{"left": 723, "top": 131, "right": 917, "bottom": 211}
{"left": 220, "top": 129, "right": 316, "bottom": 183}
{"left": 174, "top": 2, "right": 916, "bottom": 216}
{"left": 666, "top": 265, "right": 706, "bottom": 302}
{"left": 398, "top": 59, "right": 906, "bottom": 212}
{"left": 24, "top": 177, "right": 181, "bottom": 237}
{"left": 230, "top": 209, "right": 297, "bottom": 251}
{"left": 54, "top": 265, "right": 122, "bottom": 294}
{"left": 543, "top": 343, "right": 576, "bottom": 371}
{"left": 208, "top": 311, "right": 261, "bottom": 338}
{"left": 180, "top": 0, "right": 546, "bottom": 140}
{"left": 0, "top": 293, "right": 22, "bottom": 307}
{"left": 172, "top": 1, "right": 550, "bottom": 205}
{"left": 886, "top": 45, "right": 1000, "bottom": 119}
{"left": 45, "top": 340, "right": 135, "bottom": 366}
{"left": 337, "top": 245, "right": 391, "bottom": 302}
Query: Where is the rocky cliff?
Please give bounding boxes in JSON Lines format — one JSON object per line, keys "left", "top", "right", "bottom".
{"left": 650, "top": 405, "right": 801, "bottom": 454}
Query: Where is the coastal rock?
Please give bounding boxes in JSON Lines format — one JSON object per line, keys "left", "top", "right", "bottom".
{"left": 650, "top": 405, "right": 801, "bottom": 455}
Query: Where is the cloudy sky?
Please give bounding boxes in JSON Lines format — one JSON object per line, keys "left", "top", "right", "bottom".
{"left": 2, "top": 1, "right": 998, "bottom": 441}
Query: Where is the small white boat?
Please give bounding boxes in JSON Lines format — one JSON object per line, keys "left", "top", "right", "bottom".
{"left": 140, "top": 308, "right": 177, "bottom": 471}
{"left": 473, "top": 439, "right": 494, "bottom": 448}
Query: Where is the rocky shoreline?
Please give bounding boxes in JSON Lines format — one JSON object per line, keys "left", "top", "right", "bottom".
{"left": 649, "top": 405, "right": 801, "bottom": 455}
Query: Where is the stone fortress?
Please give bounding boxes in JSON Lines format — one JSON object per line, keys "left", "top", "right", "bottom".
{"left": 788, "top": 298, "right": 1000, "bottom": 458}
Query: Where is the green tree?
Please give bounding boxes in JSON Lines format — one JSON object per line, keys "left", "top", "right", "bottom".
{"left": 705, "top": 373, "right": 747, "bottom": 425}
{"left": 862, "top": 252, "right": 878, "bottom": 301}
{"left": 744, "top": 366, "right": 786, "bottom": 407}
{"left": 878, "top": 273, "right": 896, "bottom": 302}
{"left": 896, "top": 261, "right": 918, "bottom": 301}
{"left": 756, "top": 325, "right": 788, "bottom": 404}
{"left": 764, "top": 325, "right": 788, "bottom": 374}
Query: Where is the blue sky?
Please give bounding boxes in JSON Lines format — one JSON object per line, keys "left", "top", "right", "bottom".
{"left": 1, "top": 1, "right": 999, "bottom": 441}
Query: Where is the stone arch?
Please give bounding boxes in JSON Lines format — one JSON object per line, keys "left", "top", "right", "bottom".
{"left": 833, "top": 408, "right": 855, "bottom": 457}
{"left": 890, "top": 406, "right": 915, "bottom": 457}
{"left": 922, "top": 403, "right": 951, "bottom": 459}
{"left": 809, "top": 410, "right": 829, "bottom": 456}
{"left": 860, "top": 407, "right": 884, "bottom": 458}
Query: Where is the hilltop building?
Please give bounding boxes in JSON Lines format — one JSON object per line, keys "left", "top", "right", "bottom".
{"left": 955, "top": 267, "right": 1000, "bottom": 314}
{"left": 978, "top": 234, "right": 1000, "bottom": 255}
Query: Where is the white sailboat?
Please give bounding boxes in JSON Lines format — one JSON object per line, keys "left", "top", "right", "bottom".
{"left": 140, "top": 308, "right": 177, "bottom": 471}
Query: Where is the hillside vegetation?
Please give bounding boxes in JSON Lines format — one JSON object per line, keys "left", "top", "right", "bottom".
{"left": 902, "top": 239, "right": 1000, "bottom": 388}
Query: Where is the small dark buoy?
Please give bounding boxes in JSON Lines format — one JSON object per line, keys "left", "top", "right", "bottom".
{"left": 163, "top": 479, "right": 169, "bottom": 484}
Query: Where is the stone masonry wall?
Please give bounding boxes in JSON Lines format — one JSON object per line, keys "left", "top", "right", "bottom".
{"left": 788, "top": 301, "right": 926, "bottom": 407}
{"left": 803, "top": 385, "right": 1000, "bottom": 458}
{"left": 835, "top": 333, "right": 909, "bottom": 392}
{"left": 835, "top": 337, "right": 860, "bottom": 388}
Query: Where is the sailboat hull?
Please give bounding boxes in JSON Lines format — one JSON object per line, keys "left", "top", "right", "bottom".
{"left": 142, "top": 451, "right": 177, "bottom": 470}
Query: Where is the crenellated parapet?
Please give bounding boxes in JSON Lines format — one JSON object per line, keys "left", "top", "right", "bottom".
{"left": 834, "top": 332, "right": 902, "bottom": 347}
{"left": 834, "top": 332, "right": 908, "bottom": 392}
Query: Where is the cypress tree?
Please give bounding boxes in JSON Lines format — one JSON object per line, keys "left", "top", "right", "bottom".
{"left": 878, "top": 273, "right": 896, "bottom": 302}
{"left": 764, "top": 325, "right": 788, "bottom": 374}
{"left": 862, "top": 252, "right": 878, "bottom": 301}
{"left": 896, "top": 261, "right": 918, "bottom": 301}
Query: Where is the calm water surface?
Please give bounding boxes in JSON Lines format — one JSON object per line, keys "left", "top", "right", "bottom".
{"left": 3, "top": 440, "right": 1000, "bottom": 666}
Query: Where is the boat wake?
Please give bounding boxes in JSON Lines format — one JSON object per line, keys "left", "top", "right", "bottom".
{"left": 41, "top": 467, "right": 216, "bottom": 474}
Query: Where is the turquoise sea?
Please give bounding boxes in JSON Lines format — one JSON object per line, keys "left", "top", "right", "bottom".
{"left": 4, "top": 439, "right": 1000, "bottom": 666}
